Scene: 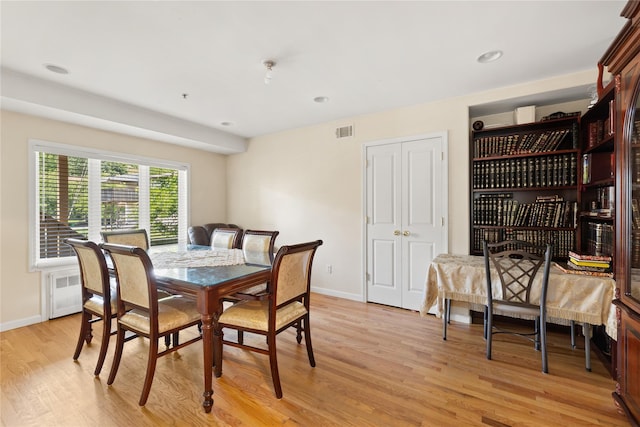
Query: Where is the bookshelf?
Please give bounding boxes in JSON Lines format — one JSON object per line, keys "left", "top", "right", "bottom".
{"left": 577, "top": 79, "right": 616, "bottom": 268}
{"left": 603, "top": 1, "right": 640, "bottom": 422}
{"left": 469, "top": 116, "right": 580, "bottom": 260}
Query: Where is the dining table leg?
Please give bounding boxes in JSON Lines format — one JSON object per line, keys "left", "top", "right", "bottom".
{"left": 200, "top": 311, "right": 214, "bottom": 413}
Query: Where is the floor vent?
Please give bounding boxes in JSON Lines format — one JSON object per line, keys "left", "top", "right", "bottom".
{"left": 336, "top": 125, "right": 354, "bottom": 139}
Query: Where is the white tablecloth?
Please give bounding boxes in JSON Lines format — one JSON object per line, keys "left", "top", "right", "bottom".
{"left": 150, "top": 248, "right": 245, "bottom": 268}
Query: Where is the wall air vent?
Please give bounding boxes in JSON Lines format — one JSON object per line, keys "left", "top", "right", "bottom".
{"left": 336, "top": 125, "right": 354, "bottom": 139}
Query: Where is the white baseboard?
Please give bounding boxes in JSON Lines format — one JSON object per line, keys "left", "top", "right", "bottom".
{"left": 424, "top": 301, "right": 472, "bottom": 324}
{"left": 0, "top": 314, "right": 44, "bottom": 332}
{"left": 311, "top": 286, "right": 364, "bottom": 302}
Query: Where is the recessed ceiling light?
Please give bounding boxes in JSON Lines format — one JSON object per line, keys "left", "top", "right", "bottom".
{"left": 220, "top": 121, "right": 233, "bottom": 126}
{"left": 314, "top": 96, "right": 329, "bottom": 103}
{"left": 44, "top": 64, "right": 69, "bottom": 74}
{"left": 477, "top": 50, "right": 503, "bottom": 64}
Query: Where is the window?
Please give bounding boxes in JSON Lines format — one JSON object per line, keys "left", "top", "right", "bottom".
{"left": 30, "top": 140, "right": 188, "bottom": 268}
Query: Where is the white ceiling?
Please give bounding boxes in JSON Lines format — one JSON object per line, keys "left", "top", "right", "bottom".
{"left": 0, "top": 1, "right": 629, "bottom": 152}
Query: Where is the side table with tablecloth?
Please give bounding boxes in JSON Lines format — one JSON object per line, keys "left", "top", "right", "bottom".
{"left": 420, "top": 253, "right": 617, "bottom": 340}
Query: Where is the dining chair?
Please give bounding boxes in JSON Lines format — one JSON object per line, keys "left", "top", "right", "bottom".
{"left": 223, "top": 230, "right": 280, "bottom": 344}
{"left": 483, "top": 239, "right": 553, "bottom": 373}
{"left": 101, "top": 243, "right": 203, "bottom": 406}
{"left": 215, "top": 239, "right": 323, "bottom": 398}
{"left": 231, "top": 230, "right": 279, "bottom": 299}
{"left": 65, "top": 238, "right": 117, "bottom": 376}
{"left": 101, "top": 227, "right": 178, "bottom": 346}
{"left": 101, "top": 229, "right": 149, "bottom": 249}
{"left": 210, "top": 227, "right": 242, "bottom": 249}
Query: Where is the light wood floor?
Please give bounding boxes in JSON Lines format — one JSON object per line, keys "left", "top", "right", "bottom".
{"left": 0, "top": 294, "right": 629, "bottom": 426}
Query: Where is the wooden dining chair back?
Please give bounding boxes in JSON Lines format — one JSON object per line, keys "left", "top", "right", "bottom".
{"left": 101, "top": 242, "right": 203, "bottom": 406}
{"left": 65, "top": 238, "right": 115, "bottom": 376}
{"left": 211, "top": 227, "right": 242, "bottom": 249}
{"left": 242, "top": 229, "right": 279, "bottom": 254}
{"left": 483, "top": 239, "right": 553, "bottom": 373}
{"left": 101, "top": 229, "right": 149, "bottom": 250}
{"left": 216, "top": 239, "right": 323, "bottom": 398}
{"left": 229, "top": 230, "right": 280, "bottom": 303}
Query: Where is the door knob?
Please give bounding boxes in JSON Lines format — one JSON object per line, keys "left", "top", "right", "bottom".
{"left": 394, "top": 230, "right": 401, "bottom": 236}
{"left": 403, "top": 231, "right": 410, "bottom": 236}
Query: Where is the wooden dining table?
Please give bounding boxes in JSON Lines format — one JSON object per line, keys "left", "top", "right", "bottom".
{"left": 148, "top": 244, "right": 272, "bottom": 413}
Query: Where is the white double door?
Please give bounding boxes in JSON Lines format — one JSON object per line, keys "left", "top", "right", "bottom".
{"left": 365, "top": 134, "right": 448, "bottom": 311}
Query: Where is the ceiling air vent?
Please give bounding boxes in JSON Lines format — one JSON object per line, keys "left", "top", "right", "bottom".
{"left": 336, "top": 125, "right": 354, "bottom": 139}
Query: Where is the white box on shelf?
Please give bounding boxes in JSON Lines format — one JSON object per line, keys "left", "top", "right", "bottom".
{"left": 514, "top": 105, "right": 536, "bottom": 124}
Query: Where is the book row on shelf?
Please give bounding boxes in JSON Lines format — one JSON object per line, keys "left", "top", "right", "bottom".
{"left": 582, "top": 152, "right": 614, "bottom": 184}
{"left": 633, "top": 118, "right": 640, "bottom": 143}
{"left": 586, "top": 104, "right": 614, "bottom": 149}
{"left": 634, "top": 230, "right": 640, "bottom": 269}
{"left": 473, "top": 194, "right": 577, "bottom": 228}
{"left": 595, "top": 186, "right": 615, "bottom": 211}
{"left": 634, "top": 148, "right": 640, "bottom": 183}
{"left": 473, "top": 153, "right": 577, "bottom": 190}
{"left": 473, "top": 124, "right": 578, "bottom": 158}
{"left": 582, "top": 222, "right": 614, "bottom": 257}
{"left": 633, "top": 199, "right": 640, "bottom": 229}
{"left": 472, "top": 228, "right": 575, "bottom": 259}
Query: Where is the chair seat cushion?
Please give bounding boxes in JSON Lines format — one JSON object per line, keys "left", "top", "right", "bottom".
{"left": 84, "top": 288, "right": 175, "bottom": 315}
{"left": 493, "top": 300, "right": 541, "bottom": 317}
{"left": 219, "top": 300, "right": 307, "bottom": 332}
{"left": 84, "top": 283, "right": 118, "bottom": 314}
{"left": 119, "top": 296, "right": 201, "bottom": 334}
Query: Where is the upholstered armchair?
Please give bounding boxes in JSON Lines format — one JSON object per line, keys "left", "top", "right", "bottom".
{"left": 187, "top": 223, "right": 242, "bottom": 247}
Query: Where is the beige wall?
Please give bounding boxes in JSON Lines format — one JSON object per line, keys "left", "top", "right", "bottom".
{"left": 0, "top": 111, "right": 228, "bottom": 329}
{"left": 0, "top": 69, "right": 597, "bottom": 329}
{"left": 227, "top": 70, "right": 596, "bottom": 301}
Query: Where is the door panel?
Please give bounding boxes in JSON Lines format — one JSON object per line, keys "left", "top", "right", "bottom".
{"left": 370, "top": 239, "right": 401, "bottom": 306}
{"left": 366, "top": 134, "right": 447, "bottom": 310}
{"left": 404, "top": 144, "right": 433, "bottom": 226}
{"left": 367, "top": 144, "right": 402, "bottom": 306}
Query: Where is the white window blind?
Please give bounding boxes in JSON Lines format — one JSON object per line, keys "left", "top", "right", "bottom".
{"left": 37, "top": 153, "right": 89, "bottom": 259}
{"left": 31, "top": 141, "right": 189, "bottom": 268}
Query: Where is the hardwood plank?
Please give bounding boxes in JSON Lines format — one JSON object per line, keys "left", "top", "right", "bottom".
{"left": 0, "top": 293, "right": 628, "bottom": 426}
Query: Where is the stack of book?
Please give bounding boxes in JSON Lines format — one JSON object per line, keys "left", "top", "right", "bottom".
{"left": 555, "top": 251, "right": 613, "bottom": 277}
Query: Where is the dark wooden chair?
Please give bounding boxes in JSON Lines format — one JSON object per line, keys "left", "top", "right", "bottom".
{"left": 215, "top": 240, "right": 322, "bottom": 398}
{"left": 224, "top": 230, "right": 280, "bottom": 344}
{"left": 232, "top": 230, "right": 279, "bottom": 299}
{"left": 101, "top": 229, "right": 149, "bottom": 249}
{"left": 102, "top": 243, "right": 203, "bottom": 406}
{"left": 211, "top": 227, "right": 243, "bottom": 249}
{"left": 65, "top": 238, "right": 116, "bottom": 376}
{"left": 483, "top": 239, "right": 553, "bottom": 373}
{"left": 101, "top": 227, "right": 177, "bottom": 347}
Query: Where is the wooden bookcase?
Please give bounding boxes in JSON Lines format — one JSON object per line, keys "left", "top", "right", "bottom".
{"left": 577, "top": 79, "right": 616, "bottom": 266}
{"left": 469, "top": 116, "right": 580, "bottom": 259}
{"left": 602, "top": 1, "right": 640, "bottom": 424}
{"left": 575, "top": 79, "right": 618, "bottom": 378}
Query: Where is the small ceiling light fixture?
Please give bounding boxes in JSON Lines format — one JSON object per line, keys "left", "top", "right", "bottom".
{"left": 220, "top": 121, "right": 233, "bottom": 126}
{"left": 477, "top": 50, "right": 503, "bottom": 64}
{"left": 314, "top": 96, "right": 329, "bottom": 103}
{"left": 263, "top": 60, "right": 276, "bottom": 84}
{"left": 44, "top": 63, "right": 69, "bottom": 74}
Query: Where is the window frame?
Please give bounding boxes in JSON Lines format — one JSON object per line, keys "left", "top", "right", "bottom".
{"left": 28, "top": 139, "right": 190, "bottom": 271}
